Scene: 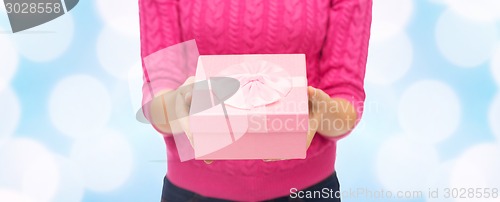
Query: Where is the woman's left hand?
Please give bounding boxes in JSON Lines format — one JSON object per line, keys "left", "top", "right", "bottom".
{"left": 265, "top": 86, "right": 355, "bottom": 162}
{"left": 264, "top": 86, "right": 326, "bottom": 162}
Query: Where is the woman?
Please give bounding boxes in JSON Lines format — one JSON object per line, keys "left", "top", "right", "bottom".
{"left": 139, "top": 0, "right": 372, "bottom": 201}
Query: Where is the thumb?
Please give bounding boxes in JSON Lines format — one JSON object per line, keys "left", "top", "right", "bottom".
{"left": 180, "top": 76, "right": 195, "bottom": 106}
{"left": 184, "top": 91, "right": 192, "bottom": 106}
{"left": 307, "top": 86, "right": 317, "bottom": 101}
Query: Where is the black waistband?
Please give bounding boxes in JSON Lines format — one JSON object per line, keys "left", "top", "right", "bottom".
{"left": 161, "top": 172, "right": 340, "bottom": 202}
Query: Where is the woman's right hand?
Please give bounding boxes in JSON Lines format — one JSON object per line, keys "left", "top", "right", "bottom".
{"left": 148, "top": 76, "right": 193, "bottom": 137}
{"left": 150, "top": 76, "right": 214, "bottom": 164}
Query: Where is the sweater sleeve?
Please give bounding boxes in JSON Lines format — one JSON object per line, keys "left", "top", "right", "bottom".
{"left": 139, "top": 0, "right": 184, "bottom": 104}
{"left": 139, "top": 0, "right": 185, "bottom": 134}
{"left": 318, "top": 0, "right": 372, "bottom": 140}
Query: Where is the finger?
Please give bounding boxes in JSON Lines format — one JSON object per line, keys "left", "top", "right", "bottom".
{"left": 307, "top": 86, "right": 317, "bottom": 101}
{"left": 175, "top": 77, "right": 196, "bottom": 147}
{"left": 306, "top": 128, "right": 316, "bottom": 148}
{"left": 308, "top": 86, "right": 331, "bottom": 102}
{"left": 184, "top": 91, "right": 192, "bottom": 106}
{"left": 175, "top": 93, "right": 194, "bottom": 147}
{"left": 179, "top": 77, "right": 195, "bottom": 107}
{"left": 263, "top": 158, "right": 286, "bottom": 162}
{"left": 307, "top": 117, "right": 319, "bottom": 149}
{"left": 308, "top": 99, "right": 314, "bottom": 115}
{"left": 204, "top": 160, "right": 214, "bottom": 164}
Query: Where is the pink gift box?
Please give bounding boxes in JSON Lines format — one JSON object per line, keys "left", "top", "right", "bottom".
{"left": 189, "top": 54, "right": 309, "bottom": 160}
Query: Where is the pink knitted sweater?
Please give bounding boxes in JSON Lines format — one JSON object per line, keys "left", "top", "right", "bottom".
{"left": 139, "top": 0, "right": 372, "bottom": 201}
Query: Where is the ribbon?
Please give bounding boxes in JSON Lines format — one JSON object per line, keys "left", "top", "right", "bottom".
{"left": 216, "top": 60, "right": 293, "bottom": 109}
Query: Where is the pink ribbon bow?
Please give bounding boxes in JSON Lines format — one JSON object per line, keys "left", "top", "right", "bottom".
{"left": 217, "top": 60, "right": 293, "bottom": 109}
